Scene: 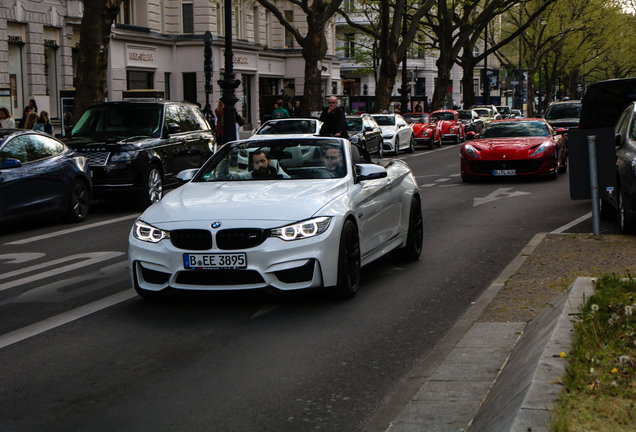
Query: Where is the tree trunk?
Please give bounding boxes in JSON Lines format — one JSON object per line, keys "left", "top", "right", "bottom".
{"left": 432, "top": 51, "right": 454, "bottom": 111}
{"left": 302, "top": 9, "right": 328, "bottom": 114}
{"left": 374, "top": 55, "right": 399, "bottom": 112}
{"left": 74, "top": 0, "right": 122, "bottom": 122}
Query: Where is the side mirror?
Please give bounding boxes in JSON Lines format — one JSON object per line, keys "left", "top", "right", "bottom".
{"left": 615, "top": 133, "right": 622, "bottom": 147}
{"left": 356, "top": 164, "right": 388, "bottom": 182}
{"left": 465, "top": 131, "right": 476, "bottom": 140}
{"left": 556, "top": 128, "right": 567, "bottom": 135}
{"left": 1, "top": 158, "right": 22, "bottom": 169}
{"left": 176, "top": 168, "right": 198, "bottom": 183}
{"left": 168, "top": 123, "right": 181, "bottom": 134}
{"left": 536, "top": 114, "right": 543, "bottom": 119}
{"left": 364, "top": 126, "right": 374, "bottom": 132}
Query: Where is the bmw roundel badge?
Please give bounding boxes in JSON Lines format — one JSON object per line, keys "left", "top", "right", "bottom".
{"left": 211, "top": 221, "right": 222, "bottom": 229}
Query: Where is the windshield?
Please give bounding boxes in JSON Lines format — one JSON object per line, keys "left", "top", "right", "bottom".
{"left": 474, "top": 109, "right": 491, "bottom": 118}
{"left": 372, "top": 116, "right": 396, "bottom": 126}
{"left": 346, "top": 118, "right": 362, "bottom": 131}
{"left": 431, "top": 112, "right": 455, "bottom": 121}
{"left": 457, "top": 111, "right": 473, "bottom": 120}
{"left": 403, "top": 114, "right": 430, "bottom": 124}
{"left": 194, "top": 139, "right": 348, "bottom": 181}
{"left": 496, "top": 106, "right": 511, "bottom": 114}
{"left": 479, "top": 121, "right": 551, "bottom": 138}
{"left": 257, "top": 119, "right": 317, "bottom": 135}
{"left": 545, "top": 103, "right": 581, "bottom": 120}
{"left": 71, "top": 104, "right": 162, "bottom": 139}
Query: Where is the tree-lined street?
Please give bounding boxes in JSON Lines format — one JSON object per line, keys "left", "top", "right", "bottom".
{"left": 0, "top": 146, "right": 597, "bottom": 431}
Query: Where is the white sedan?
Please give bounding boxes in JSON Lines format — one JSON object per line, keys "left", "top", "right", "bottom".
{"left": 370, "top": 114, "right": 415, "bottom": 155}
{"left": 248, "top": 118, "right": 322, "bottom": 138}
{"left": 128, "top": 137, "right": 423, "bottom": 299}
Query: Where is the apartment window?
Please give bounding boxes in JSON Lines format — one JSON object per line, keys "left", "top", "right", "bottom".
{"left": 344, "top": 33, "right": 355, "bottom": 58}
{"left": 44, "top": 46, "right": 59, "bottom": 117}
{"left": 127, "top": 70, "right": 154, "bottom": 90}
{"left": 118, "top": 0, "right": 131, "bottom": 25}
{"left": 234, "top": 6, "right": 244, "bottom": 39}
{"left": 253, "top": 6, "right": 260, "bottom": 45}
{"left": 164, "top": 72, "right": 171, "bottom": 100}
{"left": 183, "top": 72, "right": 197, "bottom": 104}
{"left": 473, "top": 79, "right": 479, "bottom": 95}
{"left": 265, "top": 10, "right": 271, "bottom": 47}
{"left": 182, "top": 3, "right": 194, "bottom": 34}
{"left": 343, "top": 0, "right": 355, "bottom": 12}
{"left": 217, "top": 3, "right": 225, "bottom": 36}
{"left": 284, "top": 11, "right": 294, "bottom": 48}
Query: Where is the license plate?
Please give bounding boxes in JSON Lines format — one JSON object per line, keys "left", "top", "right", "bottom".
{"left": 493, "top": 169, "right": 516, "bottom": 176}
{"left": 183, "top": 253, "right": 247, "bottom": 269}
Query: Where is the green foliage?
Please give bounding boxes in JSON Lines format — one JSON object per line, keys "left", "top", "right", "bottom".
{"left": 552, "top": 273, "right": 636, "bottom": 431}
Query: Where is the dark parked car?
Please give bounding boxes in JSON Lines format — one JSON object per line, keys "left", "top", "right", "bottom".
{"left": 65, "top": 101, "right": 215, "bottom": 207}
{"left": 456, "top": 110, "right": 485, "bottom": 134}
{"left": 345, "top": 114, "right": 383, "bottom": 155}
{"left": 599, "top": 102, "right": 636, "bottom": 233}
{"left": 579, "top": 78, "right": 636, "bottom": 130}
{"left": 541, "top": 100, "right": 582, "bottom": 130}
{"left": 0, "top": 130, "right": 91, "bottom": 225}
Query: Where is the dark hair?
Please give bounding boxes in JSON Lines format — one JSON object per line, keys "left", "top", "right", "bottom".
{"left": 0, "top": 107, "right": 12, "bottom": 118}
{"left": 29, "top": 99, "right": 38, "bottom": 112}
{"left": 276, "top": 100, "right": 284, "bottom": 107}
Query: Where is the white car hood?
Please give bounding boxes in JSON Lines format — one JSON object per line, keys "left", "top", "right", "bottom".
{"left": 378, "top": 125, "right": 397, "bottom": 135}
{"left": 142, "top": 179, "right": 349, "bottom": 224}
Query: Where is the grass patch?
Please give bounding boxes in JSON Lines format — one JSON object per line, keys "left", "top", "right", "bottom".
{"left": 552, "top": 273, "right": 636, "bottom": 431}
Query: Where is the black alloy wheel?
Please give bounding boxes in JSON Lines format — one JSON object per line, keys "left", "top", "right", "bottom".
{"left": 391, "top": 197, "right": 423, "bottom": 261}
{"left": 558, "top": 150, "right": 568, "bottom": 174}
{"left": 619, "top": 188, "right": 635, "bottom": 234}
{"left": 406, "top": 136, "right": 415, "bottom": 153}
{"left": 65, "top": 179, "right": 90, "bottom": 222}
{"left": 331, "top": 220, "right": 361, "bottom": 299}
{"left": 394, "top": 137, "right": 400, "bottom": 155}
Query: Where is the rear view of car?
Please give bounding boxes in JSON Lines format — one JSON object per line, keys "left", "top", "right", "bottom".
{"left": 542, "top": 100, "right": 581, "bottom": 130}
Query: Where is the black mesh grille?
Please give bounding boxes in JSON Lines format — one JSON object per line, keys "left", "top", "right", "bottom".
{"left": 274, "top": 260, "right": 314, "bottom": 284}
{"left": 216, "top": 229, "right": 269, "bottom": 250}
{"left": 470, "top": 159, "right": 543, "bottom": 174}
{"left": 140, "top": 266, "right": 170, "bottom": 284}
{"left": 176, "top": 270, "right": 265, "bottom": 286}
{"left": 170, "top": 229, "right": 213, "bottom": 250}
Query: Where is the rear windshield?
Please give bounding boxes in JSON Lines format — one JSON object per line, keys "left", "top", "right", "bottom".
{"left": 545, "top": 103, "right": 581, "bottom": 120}
{"left": 372, "top": 116, "right": 396, "bottom": 126}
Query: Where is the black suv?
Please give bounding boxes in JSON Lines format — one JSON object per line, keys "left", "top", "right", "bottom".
{"left": 65, "top": 101, "right": 215, "bottom": 206}
{"left": 542, "top": 100, "right": 582, "bottom": 130}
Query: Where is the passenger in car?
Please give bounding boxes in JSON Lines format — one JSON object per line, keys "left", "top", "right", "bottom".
{"left": 324, "top": 146, "right": 345, "bottom": 177}
{"left": 217, "top": 149, "right": 290, "bottom": 180}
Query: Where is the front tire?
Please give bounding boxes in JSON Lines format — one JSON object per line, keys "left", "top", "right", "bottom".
{"left": 393, "top": 137, "right": 400, "bottom": 155}
{"left": 391, "top": 197, "right": 423, "bottom": 261}
{"left": 141, "top": 164, "right": 163, "bottom": 208}
{"left": 558, "top": 151, "right": 568, "bottom": 174}
{"left": 331, "top": 220, "right": 361, "bottom": 299}
{"left": 65, "top": 179, "right": 90, "bottom": 222}
{"left": 619, "top": 188, "right": 635, "bottom": 234}
{"left": 378, "top": 144, "right": 384, "bottom": 157}
{"left": 406, "top": 136, "right": 415, "bottom": 153}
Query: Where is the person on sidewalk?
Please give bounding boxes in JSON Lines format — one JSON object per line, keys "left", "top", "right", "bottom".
{"left": 319, "top": 96, "right": 348, "bottom": 139}
{"left": 271, "top": 100, "right": 290, "bottom": 119}
{"left": 33, "top": 110, "right": 53, "bottom": 134}
{"left": 0, "top": 107, "right": 15, "bottom": 129}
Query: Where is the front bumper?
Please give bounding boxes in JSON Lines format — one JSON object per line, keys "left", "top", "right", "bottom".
{"left": 128, "top": 218, "right": 343, "bottom": 293}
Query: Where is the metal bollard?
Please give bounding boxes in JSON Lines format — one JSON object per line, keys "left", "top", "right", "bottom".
{"left": 588, "top": 135, "right": 600, "bottom": 236}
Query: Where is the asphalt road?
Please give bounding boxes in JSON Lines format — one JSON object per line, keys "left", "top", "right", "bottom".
{"left": 0, "top": 144, "right": 601, "bottom": 432}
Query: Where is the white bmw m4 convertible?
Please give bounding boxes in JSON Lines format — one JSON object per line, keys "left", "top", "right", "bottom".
{"left": 128, "top": 136, "right": 422, "bottom": 299}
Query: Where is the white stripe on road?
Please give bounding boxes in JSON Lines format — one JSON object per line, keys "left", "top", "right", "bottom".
{"left": 551, "top": 212, "right": 593, "bottom": 234}
{"left": 5, "top": 213, "right": 139, "bottom": 245}
{"left": 0, "top": 289, "right": 137, "bottom": 350}
{"left": 0, "top": 252, "right": 124, "bottom": 292}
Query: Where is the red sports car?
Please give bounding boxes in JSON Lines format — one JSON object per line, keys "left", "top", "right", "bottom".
{"left": 460, "top": 119, "right": 568, "bottom": 182}
{"left": 430, "top": 110, "right": 465, "bottom": 144}
{"left": 403, "top": 112, "right": 440, "bottom": 149}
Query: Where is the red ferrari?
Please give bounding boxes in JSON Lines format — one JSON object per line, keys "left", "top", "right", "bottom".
{"left": 460, "top": 119, "right": 568, "bottom": 182}
{"left": 403, "top": 112, "right": 440, "bottom": 149}
{"left": 430, "top": 110, "right": 465, "bottom": 144}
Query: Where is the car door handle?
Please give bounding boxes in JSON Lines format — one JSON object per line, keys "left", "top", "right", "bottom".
{"left": 387, "top": 178, "right": 394, "bottom": 187}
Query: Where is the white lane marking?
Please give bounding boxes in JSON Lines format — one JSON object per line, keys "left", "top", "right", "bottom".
{"left": 474, "top": 188, "right": 530, "bottom": 207}
{"left": 0, "top": 252, "right": 124, "bottom": 292}
{"left": 14, "top": 261, "right": 129, "bottom": 303}
{"left": 0, "top": 289, "right": 137, "bottom": 350}
{"left": 551, "top": 212, "right": 593, "bottom": 234}
{"left": 415, "top": 175, "right": 439, "bottom": 179}
{"left": 0, "top": 253, "right": 46, "bottom": 264}
{"left": 435, "top": 178, "right": 451, "bottom": 182}
{"left": 252, "top": 303, "right": 284, "bottom": 319}
{"left": 399, "top": 145, "right": 456, "bottom": 159}
{"left": 4, "top": 214, "right": 139, "bottom": 245}
{"left": 419, "top": 184, "right": 436, "bottom": 188}
{"left": 449, "top": 174, "right": 461, "bottom": 177}
{"left": 439, "top": 184, "right": 460, "bottom": 188}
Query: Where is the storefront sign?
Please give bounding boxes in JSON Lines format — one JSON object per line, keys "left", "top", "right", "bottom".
{"left": 126, "top": 45, "right": 157, "bottom": 68}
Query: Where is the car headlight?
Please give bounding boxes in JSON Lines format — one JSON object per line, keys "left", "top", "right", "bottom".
{"left": 270, "top": 217, "right": 332, "bottom": 241}
{"left": 450, "top": 127, "right": 455, "bottom": 133}
{"left": 133, "top": 220, "right": 170, "bottom": 243}
{"left": 464, "top": 144, "right": 481, "bottom": 158}
{"left": 382, "top": 134, "right": 394, "bottom": 139}
{"left": 110, "top": 151, "right": 139, "bottom": 162}
{"left": 349, "top": 134, "right": 360, "bottom": 144}
{"left": 530, "top": 142, "right": 551, "bottom": 157}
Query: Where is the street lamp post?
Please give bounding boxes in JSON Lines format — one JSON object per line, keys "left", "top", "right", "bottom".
{"left": 517, "top": 6, "right": 523, "bottom": 112}
{"left": 203, "top": 31, "right": 213, "bottom": 117}
{"left": 217, "top": 0, "right": 241, "bottom": 144}
{"left": 483, "top": 22, "right": 490, "bottom": 105}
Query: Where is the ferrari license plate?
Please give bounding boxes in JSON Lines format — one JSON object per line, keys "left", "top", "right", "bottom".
{"left": 183, "top": 253, "right": 247, "bottom": 269}
{"left": 493, "top": 169, "right": 516, "bottom": 176}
